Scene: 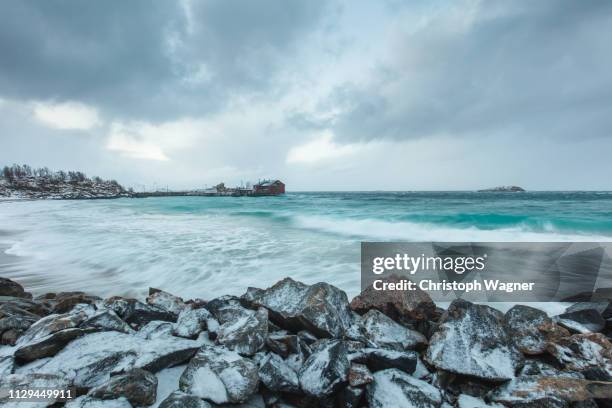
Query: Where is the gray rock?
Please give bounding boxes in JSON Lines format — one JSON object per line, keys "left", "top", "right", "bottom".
{"left": 362, "top": 309, "right": 427, "bottom": 351}
{"left": 205, "top": 295, "right": 249, "bottom": 324}
{"left": 566, "top": 301, "right": 612, "bottom": 319}
{"left": 0, "top": 277, "right": 31, "bottom": 299}
{"left": 350, "top": 347, "right": 418, "bottom": 373}
{"left": 179, "top": 345, "right": 259, "bottom": 404}
{"left": 337, "top": 385, "right": 364, "bottom": 408}
{"left": 367, "top": 368, "right": 442, "bottom": 408}
{"left": 425, "top": 299, "right": 522, "bottom": 381}
{"left": 51, "top": 292, "right": 102, "bottom": 314}
{"left": 158, "top": 391, "right": 212, "bottom": 408}
{"left": 81, "top": 310, "right": 133, "bottom": 334}
{"left": 519, "top": 360, "right": 584, "bottom": 379}
{"left": 0, "top": 296, "right": 50, "bottom": 317}
{"left": 0, "top": 302, "right": 41, "bottom": 345}
{"left": 298, "top": 339, "right": 350, "bottom": 397}
{"left": 14, "top": 307, "right": 95, "bottom": 363}
{"left": 146, "top": 288, "right": 186, "bottom": 316}
{"left": 0, "top": 354, "right": 14, "bottom": 375}
{"left": 555, "top": 309, "right": 606, "bottom": 333}
{"left": 88, "top": 368, "right": 158, "bottom": 406}
{"left": 122, "top": 300, "right": 178, "bottom": 328}
{"left": 490, "top": 377, "right": 612, "bottom": 405}
{"left": 136, "top": 321, "right": 175, "bottom": 339}
{"left": 217, "top": 307, "right": 268, "bottom": 356}
{"left": 65, "top": 396, "right": 133, "bottom": 408}
{"left": 457, "top": 394, "right": 504, "bottom": 408}
{"left": 266, "top": 331, "right": 302, "bottom": 358}
{"left": 0, "top": 373, "right": 71, "bottom": 407}
{"left": 258, "top": 352, "right": 300, "bottom": 393}
{"left": 174, "top": 306, "right": 212, "bottom": 339}
{"left": 348, "top": 362, "right": 373, "bottom": 387}
{"left": 504, "top": 305, "right": 552, "bottom": 355}
{"left": 247, "top": 277, "right": 354, "bottom": 338}
{"left": 546, "top": 332, "right": 612, "bottom": 374}
{"left": 19, "top": 331, "right": 203, "bottom": 388}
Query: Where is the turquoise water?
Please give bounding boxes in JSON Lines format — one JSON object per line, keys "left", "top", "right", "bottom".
{"left": 1, "top": 191, "right": 611, "bottom": 299}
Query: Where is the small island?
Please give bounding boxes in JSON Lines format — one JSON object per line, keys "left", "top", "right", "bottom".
{"left": 478, "top": 186, "right": 526, "bottom": 192}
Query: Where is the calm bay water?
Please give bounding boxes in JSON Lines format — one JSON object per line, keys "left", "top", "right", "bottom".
{"left": 1, "top": 191, "right": 611, "bottom": 300}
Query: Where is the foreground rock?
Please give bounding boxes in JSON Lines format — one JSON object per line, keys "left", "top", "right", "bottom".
{"left": 0, "top": 373, "right": 71, "bottom": 407}
{"left": 555, "top": 309, "right": 606, "bottom": 334}
{"left": 258, "top": 352, "right": 300, "bottom": 393}
{"left": 298, "top": 339, "right": 350, "bottom": 397}
{"left": 362, "top": 309, "right": 427, "bottom": 351}
{"left": 19, "top": 331, "right": 203, "bottom": 388}
{"left": 246, "top": 278, "right": 354, "bottom": 338}
{"left": 88, "top": 368, "right": 157, "bottom": 406}
{"left": 0, "top": 302, "right": 42, "bottom": 345}
{"left": 65, "top": 396, "right": 133, "bottom": 408}
{"left": 490, "top": 377, "right": 612, "bottom": 405}
{"left": 0, "top": 277, "right": 32, "bottom": 299}
{"left": 216, "top": 306, "right": 268, "bottom": 356}
{"left": 367, "top": 368, "right": 442, "bottom": 408}
{"left": 179, "top": 345, "right": 259, "bottom": 404}
{"left": 546, "top": 333, "right": 612, "bottom": 374}
{"left": 159, "top": 391, "right": 212, "bottom": 408}
{"left": 350, "top": 275, "right": 436, "bottom": 323}
{"left": 504, "top": 305, "right": 556, "bottom": 355}
{"left": 146, "top": 288, "right": 186, "bottom": 316}
{"left": 425, "top": 299, "right": 522, "bottom": 381}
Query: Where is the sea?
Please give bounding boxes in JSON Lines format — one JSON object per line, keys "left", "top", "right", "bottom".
{"left": 1, "top": 191, "right": 612, "bottom": 301}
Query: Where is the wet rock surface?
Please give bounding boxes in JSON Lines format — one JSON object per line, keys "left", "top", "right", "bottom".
{"left": 0, "top": 275, "right": 611, "bottom": 407}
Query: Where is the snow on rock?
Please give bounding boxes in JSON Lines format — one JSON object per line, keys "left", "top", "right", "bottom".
{"left": 88, "top": 368, "right": 158, "bottom": 406}
{"left": 0, "top": 354, "right": 14, "bottom": 374}
{"left": 348, "top": 362, "right": 374, "bottom": 387}
{"left": 0, "top": 373, "right": 71, "bottom": 407}
{"left": 350, "top": 274, "right": 436, "bottom": 323}
{"left": 246, "top": 277, "right": 354, "bottom": 338}
{"left": 258, "top": 352, "right": 300, "bottom": 393}
{"left": 0, "top": 301, "right": 43, "bottom": 345}
{"left": 217, "top": 307, "right": 268, "bottom": 356}
{"left": 121, "top": 300, "right": 178, "bottom": 328}
{"left": 362, "top": 309, "right": 427, "bottom": 351}
{"left": 17, "top": 331, "right": 203, "bottom": 388}
{"left": 146, "top": 289, "right": 186, "bottom": 316}
{"left": 65, "top": 396, "right": 133, "bottom": 408}
{"left": 179, "top": 345, "right": 258, "bottom": 404}
{"left": 136, "top": 321, "right": 175, "bottom": 339}
{"left": 518, "top": 359, "right": 584, "bottom": 379}
{"left": 298, "top": 339, "right": 350, "bottom": 397}
{"left": 425, "top": 299, "right": 522, "bottom": 381}
{"left": 489, "top": 376, "right": 612, "bottom": 405}
{"left": 503, "top": 305, "right": 554, "bottom": 355}
{"left": 367, "top": 368, "right": 442, "bottom": 408}
{"left": 158, "top": 391, "right": 212, "bottom": 408}
{"left": 546, "top": 332, "right": 612, "bottom": 375}
{"left": 265, "top": 331, "right": 303, "bottom": 358}
{"left": 554, "top": 309, "right": 606, "bottom": 334}
{"left": 0, "top": 295, "right": 51, "bottom": 317}
{"left": 13, "top": 306, "right": 95, "bottom": 363}
{"left": 350, "top": 347, "right": 418, "bottom": 374}
{"left": 82, "top": 310, "right": 133, "bottom": 334}
{"left": 338, "top": 385, "right": 365, "bottom": 408}
{"left": 173, "top": 306, "right": 211, "bottom": 339}
{"left": 457, "top": 394, "right": 504, "bottom": 408}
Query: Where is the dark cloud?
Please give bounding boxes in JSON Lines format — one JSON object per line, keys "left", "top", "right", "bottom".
{"left": 0, "top": 0, "right": 333, "bottom": 120}
{"left": 317, "top": 0, "right": 612, "bottom": 142}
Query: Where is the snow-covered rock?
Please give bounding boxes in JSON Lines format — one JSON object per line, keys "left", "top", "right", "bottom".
{"left": 173, "top": 306, "right": 211, "bottom": 339}
{"left": 246, "top": 277, "right": 354, "bottom": 338}
{"left": 81, "top": 310, "right": 133, "bottom": 334}
{"left": 136, "top": 321, "right": 175, "bottom": 339}
{"left": 158, "top": 391, "right": 212, "bottom": 408}
{"left": 265, "top": 331, "right": 303, "bottom": 358}
{"left": 65, "top": 396, "right": 133, "bottom": 408}
{"left": 518, "top": 359, "right": 584, "bottom": 379}
{"left": 258, "top": 352, "right": 300, "bottom": 393}
{"left": 425, "top": 299, "right": 522, "bottom": 381}
{"left": 146, "top": 289, "right": 186, "bottom": 316}
{"left": 0, "top": 301, "right": 42, "bottom": 345}
{"left": 362, "top": 309, "right": 427, "bottom": 351}
{"left": 457, "top": 394, "right": 504, "bottom": 408}
{"left": 217, "top": 307, "right": 268, "bottom": 356}
{"left": 0, "top": 373, "right": 71, "bottom": 408}
{"left": 503, "top": 305, "right": 553, "bottom": 355}
{"left": 17, "top": 331, "right": 203, "bottom": 388}
{"left": 0, "top": 354, "right": 14, "bottom": 374}
{"left": 348, "top": 362, "right": 374, "bottom": 387}
{"left": 350, "top": 274, "right": 436, "bottom": 323}
{"left": 546, "top": 332, "right": 612, "bottom": 374}
{"left": 121, "top": 300, "right": 178, "bottom": 328}
{"left": 350, "top": 347, "right": 418, "bottom": 373}
{"left": 298, "top": 339, "right": 350, "bottom": 397}
{"left": 554, "top": 309, "right": 606, "bottom": 334}
{"left": 367, "top": 368, "right": 442, "bottom": 408}
{"left": 178, "top": 345, "right": 258, "bottom": 404}
{"left": 88, "top": 368, "right": 158, "bottom": 406}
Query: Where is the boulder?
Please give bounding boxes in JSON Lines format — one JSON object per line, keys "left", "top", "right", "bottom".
{"left": 350, "top": 347, "right": 418, "bottom": 373}
{"left": 367, "top": 368, "right": 442, "bottom": 408}
{"left": 0, "top": 296, "right": 50, "bottom": 316}
{"left": 266, "top": 331, "right": 302, "bottom": 358}
{"left": 350, "top": 274, "right": 436, "bottom": 322}
{"left": 566, "top": 301, "right": 612, "bottom": 319}
{"left": 298, "top": 339, "right": 350, "bottom": 397}
{"left": 158, "top": 391, "right": 212, "bottom": 408}
{"left": 14, "top": 307, "right": 95, "bottom": 363}
{"left": 205, "top": 295, "right": 249, "bottom": 324}
{"left": 457, "top": 394, "right": 504, "bottom": 408}
{"left": 122, "top": 300, "right": 177, "bottom": 328}
{"left": 217, "top": 307, "right": 268, "bottom": 356}
{"left": 247, "top": 277, "right": 354, "bottom": 338}
{"left": 81, "top": 310, "right": 133, "bottom": 334}
{"left": 555, "top": 309, "right": 606, "bottom": 333}
{"left": 258, "top": 352, "right": 300, "bottom": 393}
{"left": 88, "top": 368, "right": 158, "bottom": 406}
{"left": 337, "top": 386, "right": 365, "bottom": 408}
{"left": 136, "top": 321, "right": 175, "bottom": 339}
{"left": 19, "top": 331, "right": 203, "bottom": 388}
{"left": 504, "top": 305, "right": 553, "bottom": 355}
{"left": 519, "top": 360, "right": 584, "bottom": 379}
{"left": 546, "top": 332, "right": 612, "bottom": 374}
{"left": 490, "top": 377, "right": 612, "bottom": 405}
{"left": 0, "top": 354, "right": 14, "bottom": 375}
{"left": 51, "top": 292, "right": 102, "bottom": 314}
{"left": 174, "top": 305, "right": 212, "bottom": 339}
{"left": 362, "top": 309, "right": 427, "bottom": 351}
{"left": 0, "top": 277, "right": 31, "bottom": 299}
{"left": 425, "top": 299, "right": 522, "bottom": 381}
{"left": 0, "top": 302, "right": 41, "bottom": 345}
{"left": 0, "top": 373, "right": 71, "bottom": 407}
{"left": 348, "top": 362, "right": 374, "bottom": 387}
{"left": 179, "top": 345, "right": 259, "bottom": 404}
{"left": 146, "top": 288, "right": 186, "bottom": 316}
{"left": 65, "top": 396, "right": 133, "bottom": 408}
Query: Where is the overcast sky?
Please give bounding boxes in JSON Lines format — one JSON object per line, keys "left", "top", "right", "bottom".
{"left": 1, "top": 0, "right": 611, "bottom": 191}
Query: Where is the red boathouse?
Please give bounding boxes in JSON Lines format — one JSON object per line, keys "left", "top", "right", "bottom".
{"left": 252, "top": 180, "right": 285, "bottom": 196}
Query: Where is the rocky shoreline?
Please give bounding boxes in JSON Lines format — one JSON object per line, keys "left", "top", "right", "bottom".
{"left": 1, "top": 276, "right": 611, "bottom": 408}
